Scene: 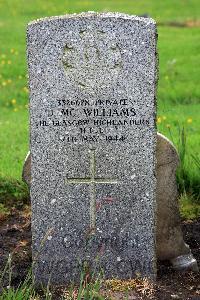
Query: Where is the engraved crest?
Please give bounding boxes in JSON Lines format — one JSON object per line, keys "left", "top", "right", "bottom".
{"left": 62, "top": 30, "right": 122, "bottom": 91}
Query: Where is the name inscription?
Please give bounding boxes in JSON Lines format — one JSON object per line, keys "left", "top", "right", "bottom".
{"left": 36, "top": 98, "right": 151, "bottom": 143}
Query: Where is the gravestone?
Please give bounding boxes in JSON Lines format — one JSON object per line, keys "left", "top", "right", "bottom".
{"left": 27, "top": 12, "right": 158, "bottom": 284}
{"left": 22, "top": 133, "right": 198, "bottom": 272}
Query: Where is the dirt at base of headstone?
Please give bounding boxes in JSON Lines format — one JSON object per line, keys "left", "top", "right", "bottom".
{"left": 0, "top": 207, "right": 199, "bottom": 300}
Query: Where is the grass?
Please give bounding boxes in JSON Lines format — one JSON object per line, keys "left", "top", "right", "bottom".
{"left": 0, "top": 255, "right": 104, "bottom": 299}
{"left": 0, "top": 1, "right": 199, "bottom": 202}
{"left": 158, "top": 27, "right": 200, "bottom": 105}
{"left": 0, "top": 254, "right": 154, "bottom": 299}
{"left": 0, "top": 255, "right": 51, "bottom": 300}
{"left": 180, "top": 192, "right": 200, "bottom": 220}
{"left": 157, "top": 104, "right": 200, "bottom": 200}
{"left": 0, "top": 108, "right": 29, "bottom": 179}
{"left": 0, "top": 0, "right": 200, "bottom": 23}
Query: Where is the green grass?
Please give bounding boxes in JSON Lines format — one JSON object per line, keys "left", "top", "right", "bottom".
{"left": 0, "top": 0, "right": 199, "bottom": 204}
{"left": 0, "top": 108, "right": 28, "bottom": 179}
{"left": 158, "top": 27, "right": 200, "bottom": 104}
{"left": 0, "top": 0, "right": 199, "bottom": 23}
{"left": 157, "top": 104, "right": 200, "bottom": 198}
{"left": 0, "top": 256, "right": 105, "bottom": 300}
{"left": 0, "top": 254, "right": 153, "bottom": 299}
{"left": 180, "top": 192, "right": 200, "bottom": 220}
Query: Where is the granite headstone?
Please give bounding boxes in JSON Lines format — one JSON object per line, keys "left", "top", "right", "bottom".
{"left": 22, "top": 133, "right": 198, "bottom": 272}
{"left": 27, "top": 12, "right": 157, "bottom": 284}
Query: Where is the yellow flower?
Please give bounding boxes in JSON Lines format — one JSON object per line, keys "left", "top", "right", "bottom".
{"left": 162, "top": 116, "right": 167, "bottom": 121}
{"left": 2, "top": 81, "right": 6, "bottom": 86}
{"left": 165, "top": 75, "right": 169, "bottom": 80}
{"left": 1, "top": 54, "right": 6, "bottom": 58}
{"left": 7, "top": 60, "right": 11, "bottom": 65}
{"left": 11, "top": 98, "right": 16, "bottom": 105}
{"left": 1, "top": 60, "right": 5, "bottom": 65}
{"left": 18, "top": 75, "right": 22, "bottom": 79}
{"left": 7, "top": 79, "right": 12, "bottom": 83}
{"left": 187, "top": 118, "right": 192, "bottom": 124}
{"left": 10, "top": 49, "right": 15, "bottom": 53}
{"left": 13, "top": 107, "right": 18, "bottom": 112}
{"left": 15, "top": 51, "right": 19, "bottom": 55}
{"left": 23, "top": 86, "right": 29, "bottom": 93}
{"left": 157, "top": 117, "right": 162, "bottom": 124}
{"left": 166, "top": 124, "right": 171, "bottom": 128}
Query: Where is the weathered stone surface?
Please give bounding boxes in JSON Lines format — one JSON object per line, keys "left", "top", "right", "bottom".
{"left": 23, "top": 133, "right": 196, "bottom": 267}
{"left": 27, "top": 12, "right": 157, "bottom": 284}
{"left": 156, "top": 133, "right": 190, "bottom": 260}
{"left": 156, "top": 133, "right": 198, "bottom": 271}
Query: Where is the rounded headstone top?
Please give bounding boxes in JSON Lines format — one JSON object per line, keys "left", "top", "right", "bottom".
{"left": 156, "top": 132, "right": 179, "bottom": 167}
{"left": 27, "top": 12, "right": 156, "bottom": 27}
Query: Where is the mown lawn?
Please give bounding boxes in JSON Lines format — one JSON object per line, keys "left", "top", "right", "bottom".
{"left": 0, "top": 0, "right": 199, "bottom": 205}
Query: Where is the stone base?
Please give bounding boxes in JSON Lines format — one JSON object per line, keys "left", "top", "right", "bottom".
{"left": 170, "top": 252, "right": 199, "bottom": 272}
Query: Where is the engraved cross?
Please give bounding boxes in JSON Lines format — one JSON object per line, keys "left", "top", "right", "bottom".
{"left": 65, "top": 149, "right": 118, "bottom": 233}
